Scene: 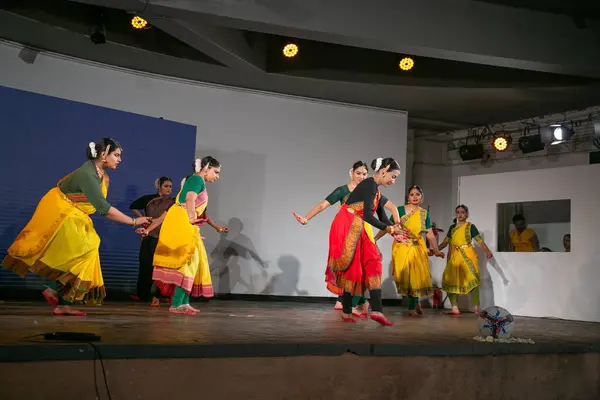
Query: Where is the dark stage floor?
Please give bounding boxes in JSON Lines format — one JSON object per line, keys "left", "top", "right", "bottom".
{"left": 1, "top": 300, "right": 599, "bottom": 362}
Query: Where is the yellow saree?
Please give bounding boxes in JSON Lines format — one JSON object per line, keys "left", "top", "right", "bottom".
{"left": 441, "top": 222, "right": 480, "bottom": 295}
{"left": 152, "top": 180, "right": 213, "bottom": 297}
{"left": 392, "top": 207, "right": 432, "bottom": 297}
{"left": 2, "top": 173, "right": 108, "bottom": 302}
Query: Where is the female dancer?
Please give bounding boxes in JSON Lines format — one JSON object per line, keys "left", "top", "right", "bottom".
{"left": 438, "top": 204, "right": 492, "bottom": 316}
{"left": 1, "top": 139, "right": 150, "bottom": 315}
{"left": 293, "top": 161, "right": 399, "bottom": 316}
{"left": 377, "top": 185, "right": 443, "bottom": 317}
{"left": 142, "top": 156, "right": 220, "bottom": 315}
{"left": 329, "top": 157, "right": 402, "bottom": 326}
{"left": 130, "top": 176, "right": 175, "bottom": 306}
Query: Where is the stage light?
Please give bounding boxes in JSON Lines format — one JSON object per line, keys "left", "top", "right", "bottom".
{"left": 492, "top": 134, "right": 511, "bottom": 152}
{"left": 399, "top": 57, "right": 414, "bottom": 71}
{"left": 518, "top": 134, "right": 545, "bottom": 154}
{"left": 549, "top": 124, "right": 574, "bottom": 145}
{"left": 131, "top": 16, "right": 148, "bottom": 29}
{"left": 282, "top": 43, "right": 298, "bottom": 58}
{"left": 459, "top": 144, "right": 484, "bottom": 161}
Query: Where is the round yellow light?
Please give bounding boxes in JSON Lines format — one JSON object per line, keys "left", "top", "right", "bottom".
{"left": 283, "top": 43, "right": 299, "bottom": 58}
{"left": 399, "top": 57, "right": 414, "bottom": 71}
{"left": 493, "top": 136, "right": 508, "bottom": 151}
{"left": 131, "top": 16, "right": 148, "bottom": 29}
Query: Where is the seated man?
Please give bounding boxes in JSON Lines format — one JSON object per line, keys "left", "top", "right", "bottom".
{"left": 509, "top": 214, "right": 540, "bottom": 252}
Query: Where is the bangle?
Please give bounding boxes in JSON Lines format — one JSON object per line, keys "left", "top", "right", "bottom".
{"left": 131, "top": 217, "right": 136, "bottom": 227}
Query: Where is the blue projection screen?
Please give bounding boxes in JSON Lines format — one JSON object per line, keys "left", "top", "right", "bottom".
{"left": 0, "top": 86, "right": 196, "bottom": 297}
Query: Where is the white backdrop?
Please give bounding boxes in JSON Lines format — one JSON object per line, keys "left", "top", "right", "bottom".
{"left": 458, "top": 164, "right": 600, "bottom": 322}
{"left": 0, "top": 41, "right": 408, "bottom": 298}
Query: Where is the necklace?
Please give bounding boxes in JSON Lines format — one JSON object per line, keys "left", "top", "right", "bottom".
{"left": 95, "top": 164, "right": 104, "bottom": 179}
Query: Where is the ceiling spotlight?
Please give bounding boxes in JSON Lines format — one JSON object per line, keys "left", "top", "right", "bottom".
{"left": 459, "top": 144, "right": 484, "bottom": 161}
{"left": 549, "top": 124, "right": 574, "bottom": 145}
{"left": 492, "top": 133, "right": 511, "bottom": 152}
{"left": 282, "top": 43, "right": 298, "bottom": 58}
{"left": 399, "top": 57, "right": 414, "bottom": 71}
{"left": 131, "top": 16, "right": 148, "bottom": 29}
{"left": 90, "top": 26, "right": 106, "bottom": 45}
{"left": 518, "top": 134, "right": 545, "bottom": 154}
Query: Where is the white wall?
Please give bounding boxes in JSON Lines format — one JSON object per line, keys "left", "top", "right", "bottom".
{"left": 458, "top": 164, "right": 600, "bottom": 322}
{"left": 0, "top": 41, "right": 408, "bottom": 298}
{"left": 415, "top": 137, "right": 589, "bottom": 300}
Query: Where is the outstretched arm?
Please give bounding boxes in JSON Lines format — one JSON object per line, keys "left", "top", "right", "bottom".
{"left": 203, "top": 213, "right": 228, "bottom": 233}
{"left": 294, "top": 200, "right": 332, "bottom": 225}
{"left": 140, "top": 211, "right": 168, "bottom": 235}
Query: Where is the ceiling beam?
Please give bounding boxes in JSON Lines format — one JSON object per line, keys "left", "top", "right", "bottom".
{"left": 146, "top": 18, "right": 266, "bottom": 71}
{"left": 68, "top": 0, "right": 266, "bottom": 71}
{"left": 87, "top": 0, "right": 600, "bottom": 79}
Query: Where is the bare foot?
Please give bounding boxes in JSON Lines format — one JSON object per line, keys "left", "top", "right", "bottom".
{"left": 53, "top": 306, "right": 87, "bottom": 316}
{"left": 341, "top": 313, "right": 356, "bottom": 323}
{"left": 169, "top": 306, "right": 195, "bottom": 315}
{"left": 150, "top": 297, "right": 160, "bottom": 307}
{"left": 415, "top": 303, "right": 424, "bottom": 315}
{"left": 183, "top": 304, "right": 200, "bottom": 313}
{"left": 42, "top": 288, "right": 59, "bottom": 307}
{"left": 370, "top": 312, "right": 393, "bottom": 326}
{"left": 334, "top": 301, "right": 343, "bottom": 310}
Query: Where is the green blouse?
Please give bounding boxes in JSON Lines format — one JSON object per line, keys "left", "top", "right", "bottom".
{"left": 178, "top": 175, "right": 205, "bottom": 203}
{"left": 58, "top": 161, "right": 111, "bottom": 215}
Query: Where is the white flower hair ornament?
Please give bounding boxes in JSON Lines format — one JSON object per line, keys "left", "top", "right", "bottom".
{"left": 194, "top": 158, "right": 202, "bottom": 173}
{"left": 89, "top": 142, "right": 97, "bottom": 158}
{"left": 154, "top": 178, "right": 160, "bottom": 189}
{"left": 348, "top": 168, "right": 354, "bottom": 179}
{"left": 374, "top": 157, "right": 383, "bottom": 172}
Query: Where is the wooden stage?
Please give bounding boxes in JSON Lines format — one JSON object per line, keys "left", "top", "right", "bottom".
{"left": 0, "top": 300, "right": 599, "bottom": 361}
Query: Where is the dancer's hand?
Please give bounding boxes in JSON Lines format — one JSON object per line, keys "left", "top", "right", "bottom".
{"left": 136, "top": 227, "right": 148, "bottom": 236}
{"left": 486, "top": 251, "right": 493, "bottom": 259}
{"left": 133, "top": 216, "right": 151, "bottom": 226}
{"left": 217, "top": 225, "right": 229, "bottom": 233}
{"left": 293, "top": 212, "right": 308, "bottom": 225}
{"left": 434, "top": 251, "right": 445, "bottom": 259}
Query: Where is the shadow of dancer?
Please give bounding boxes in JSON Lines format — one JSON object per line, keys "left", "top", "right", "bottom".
{"left": 261, "top": 255, "right": 308, "bottom": 296}
{"left": 211, "top": 217, "right": 269, "bottom": 295}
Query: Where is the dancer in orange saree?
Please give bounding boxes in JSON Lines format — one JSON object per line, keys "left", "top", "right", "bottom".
{"left": 328, "top": 157, "right": 402, "bottom": 326}
{"left": 1, "top": 138, "right": 150, "bottom": 315}
{"left": 141, "top": 156, "right": 221, "bottom": 315}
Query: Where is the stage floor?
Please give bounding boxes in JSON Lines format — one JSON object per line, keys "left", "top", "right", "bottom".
{"left": 1, "top": 300, "right": 599, "bottom": 362}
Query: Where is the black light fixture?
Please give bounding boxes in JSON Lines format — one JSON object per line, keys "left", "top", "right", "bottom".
{"left": 518, "top": 134, "right": 545, "bottom": 154}
{"left": 459, "top": 143, "right": 485, "bottom": 161}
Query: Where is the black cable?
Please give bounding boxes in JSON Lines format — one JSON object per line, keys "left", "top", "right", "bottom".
{"left": 87, "top": 342, "right": 112, "bottom": 400}
{"left": 19, "top": 335, "right": 112, "bottom": 400}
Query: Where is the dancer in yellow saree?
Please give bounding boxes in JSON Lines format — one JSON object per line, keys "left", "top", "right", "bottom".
{"left": 439, "top": 204, "right": 493, "bottom": 316}
{"left": 1, "top": 139, "right": 150, "bottom": 316}
{"left": 144, "top": 156, "right": 221, "bottom": 315}
{"left": 377, "top": 185, "right": 444, "bottom": 316}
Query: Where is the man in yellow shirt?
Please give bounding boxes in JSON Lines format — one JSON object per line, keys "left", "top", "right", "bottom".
{"left": 509, "top": 214, "right": 540, "bottom": 252}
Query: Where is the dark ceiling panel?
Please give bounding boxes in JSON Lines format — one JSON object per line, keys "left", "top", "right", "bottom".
{"left": 0, "top": 0, "right": 223, "bottom": 65}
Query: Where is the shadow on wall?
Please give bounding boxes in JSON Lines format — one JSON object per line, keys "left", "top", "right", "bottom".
{"left": 210, "top": 217, "right": 269, "bottom": 294}
{"left": 261, "top": 254, "right": 308, "bottom": 296}
{"left": 196, "top": 148, "right": 267, "bottom": 294}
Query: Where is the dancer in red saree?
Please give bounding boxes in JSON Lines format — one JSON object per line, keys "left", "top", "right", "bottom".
{"left": 328, "top": 157, "right": 401, "bottom": 326}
